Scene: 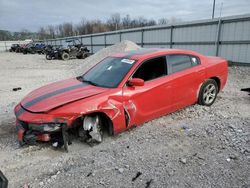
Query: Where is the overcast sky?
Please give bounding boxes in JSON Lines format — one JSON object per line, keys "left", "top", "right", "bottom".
{"left": 0, "top": 0, "right": 249, "bottom": 32}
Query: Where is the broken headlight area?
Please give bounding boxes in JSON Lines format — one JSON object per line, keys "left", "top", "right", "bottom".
{"left": 16, "top": 120, "right": 70, "bottom": 149}
{"left": 28, "top": 123, "right": 61, "bottom": 132}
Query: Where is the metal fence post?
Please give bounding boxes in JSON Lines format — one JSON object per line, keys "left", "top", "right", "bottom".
{"left": 90, "top": 35, "right": 93, "bottom": 53}
{"left": 119, "top": 32, "right": 122, "bottom": 42}
{"left": 104, "top": 34, "right": 107, "bottom": 48}
{"left": 170, "top": 25, "right": 174, "bottom": 49}
{"left": 215, "top": 19, "right": 222, "bottom": 56}
{"left": 4, "top": 42, "right": 7, "bottom": 51}
{"left": 141, "top": 29, "right": 144, "bottom": 47}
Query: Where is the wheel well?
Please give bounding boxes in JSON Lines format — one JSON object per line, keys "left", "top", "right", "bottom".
{"left": 72, "top": 112, "right": 114, "bottom": 136}
{"left": 210, "top": 77, "right": 221, "bottom": 91}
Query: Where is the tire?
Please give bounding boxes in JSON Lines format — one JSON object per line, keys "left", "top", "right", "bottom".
{"left": 46, "top": 54, "right": 52, "bottom": 60}
{"left": 198, "top": 79, "right": 218, "bottom": 106}
{"left": 61, "top": 52, "right": 70, "bottom": 61}
{"left": 83, "top": 53, "right": 89, "bottom": 59}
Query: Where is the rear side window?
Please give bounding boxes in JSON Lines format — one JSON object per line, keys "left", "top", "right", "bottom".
{"left": 167, "top": 55, "right": 198, "bottom": 74}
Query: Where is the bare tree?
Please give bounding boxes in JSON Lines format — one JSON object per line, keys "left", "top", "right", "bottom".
{"left": 107, "top": 13, "right": 121, "bottom": 30}
{"left": 47, "top": 25, "right": 55, "bottom": 38}
{"left": 62, "top": 22, "right": 73, "bottom": 37}
{"left": 34, "top": 14, "right": 182, "bottom": 39}
{"left": 122, "top": 14, "right": 131, "bottom": 29}
{"left": 75, "top": 18, "right": 87, "bottom": 35}
{"left": 37, "top": 27, "right": 47, "bottom": 40}
{"left": 158, "top": 18, "right": 169, "bottom": 25}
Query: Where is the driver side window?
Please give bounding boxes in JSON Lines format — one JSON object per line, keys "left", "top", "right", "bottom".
{"left": 132, "top": 56, "right": 167, "bottom": 81}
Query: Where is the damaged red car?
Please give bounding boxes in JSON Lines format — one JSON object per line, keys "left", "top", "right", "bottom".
{"left": 14, "top": 49, "right": 228, "bottom": 151}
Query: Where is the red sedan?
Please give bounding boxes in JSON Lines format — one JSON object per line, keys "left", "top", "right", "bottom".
{"left": 14, "top": 49, "right": 228, "bottom": 151}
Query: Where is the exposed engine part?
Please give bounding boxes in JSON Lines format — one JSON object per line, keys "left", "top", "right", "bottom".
{"left": 23, "top": 133, "right": 37, "bottom": 145}
{"left": 83, "top": 115, "right": 103, "bottom": 143}
{"left": 78, "top": 126, "right": 90, "bottom": 142}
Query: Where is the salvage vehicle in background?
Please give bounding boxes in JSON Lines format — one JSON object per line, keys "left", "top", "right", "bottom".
{"left": 22, "top": 43, "right": 36, "bottom": 54}
{"left": 34, "top": 43, "right": 46, "bottom": 54}
{"left": 45, "top": 45, "right": 63, "bottom": 60}
{"left": 22, "top": 43, "right": 45, "bottom": 54}
{"left": 9, "top": 44, "right": 20, "bottom": 52}
{"left": 60, "top": 39, "right": 90, "bottom": 60}
{"left": 14, "top": 49, "right": 228, "bottom": 151}
{"left": 15, "top": 43, "right": 27, "bottom": 53}
{"left": 45, "top": 39, "right": 90, "bottom": 60}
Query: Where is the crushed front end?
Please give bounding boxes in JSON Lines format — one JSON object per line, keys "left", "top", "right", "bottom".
{"left": 14, "top": 104, "right": 73, "bottom": 151}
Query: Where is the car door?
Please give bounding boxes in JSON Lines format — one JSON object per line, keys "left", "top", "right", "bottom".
{"left": 166, "top": 54, "right": 205, "bottom": 110}
{"left": 122, "top": 56, "right": 174, "bottom": 127}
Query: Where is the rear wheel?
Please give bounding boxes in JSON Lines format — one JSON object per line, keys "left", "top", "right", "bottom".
{"left": 198, "top": 79, "right": 218, "bottom": 106}
{"left": 83, "top": 53, "right": 89, "bottom": 59}
{"left": 46, "top": 54, "right": 52, "bottom": 60}
{"left": 62, "top": 52, "right": 70, "bottom": 60}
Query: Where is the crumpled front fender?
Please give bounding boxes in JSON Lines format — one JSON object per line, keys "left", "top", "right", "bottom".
{"left": 77, "top": 99, "right": 127, "bottom": 134}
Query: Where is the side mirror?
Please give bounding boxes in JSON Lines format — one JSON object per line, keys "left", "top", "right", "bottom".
{"left": 128, "top": 78, "right": 144, "bottom": 87}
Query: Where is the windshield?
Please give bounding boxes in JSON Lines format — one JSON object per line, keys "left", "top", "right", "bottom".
{"left": 81, "top": 57, "right": 135, "bottom": 88}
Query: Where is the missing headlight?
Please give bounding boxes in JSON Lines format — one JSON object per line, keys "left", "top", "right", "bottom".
{"left": 28, "top": 123, "right": 61, "bottom": 132}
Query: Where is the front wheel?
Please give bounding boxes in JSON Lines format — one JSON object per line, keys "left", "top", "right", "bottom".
{"left": 198, "top": 79, "right": 218, "bottom": 106}
{"left": 46, "top": 54, "right": 52, "bottom": 60}
{"left": 83, "top": 115, "right": 103, "bottom": 143}
{"left": 61, "top": 52, "right": 70, "bottom": 61}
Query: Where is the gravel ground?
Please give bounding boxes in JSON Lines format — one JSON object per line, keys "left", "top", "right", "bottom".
{"left": 0, "top": 45, "right": 249, "bottom": 188}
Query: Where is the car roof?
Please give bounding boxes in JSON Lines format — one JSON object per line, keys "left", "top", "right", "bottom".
{"left": 111, "top": 48, "right": 202, "bottom": 60}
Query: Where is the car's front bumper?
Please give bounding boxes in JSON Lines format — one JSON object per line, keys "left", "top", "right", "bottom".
{"left": 14, "top": 104, "right": 74, "bottom": 146}
{"left": 16, "top": 119, "right": 63, "bottom": 145}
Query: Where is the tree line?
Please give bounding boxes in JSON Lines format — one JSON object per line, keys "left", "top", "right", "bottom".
{"left": 0, "top": 14, "right": 181, "bottom": 41}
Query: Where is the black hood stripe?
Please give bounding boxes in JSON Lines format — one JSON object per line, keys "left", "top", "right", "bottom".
{"left": 15, "top": 107, "right": 25, "bottom": 117}
{"left": 16, "top": 82, "right": 88, "bottom": 116}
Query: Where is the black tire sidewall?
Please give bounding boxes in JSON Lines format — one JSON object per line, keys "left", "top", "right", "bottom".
{"left": 62, "top": 53, "right": 69, "bottom": 60}
{"left": 46, "top": 54, "right": 52, "bottom": 60}
{"left": 198, "top": 79, "right": 218, "bottom": 106}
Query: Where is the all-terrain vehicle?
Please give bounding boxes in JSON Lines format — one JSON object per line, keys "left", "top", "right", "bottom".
{"left": 34, "top": 43, "right": 46, "bottom": 54}
{"left": 45, "top": 45, "right": 63, "bottom": 60}
{"left": 22, "top": 43, "right": 36, "bottom": 54}
{"left": 9, "top": 44, "right": 20, "bottom": 52}
{"left": 60, "top": 39, "right": 90, "bottom": 60}
{"left": 15, "top": 44, "right": 28, "bottom": 53}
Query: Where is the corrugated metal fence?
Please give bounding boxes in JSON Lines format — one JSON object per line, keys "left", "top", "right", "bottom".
{"left": 2, "top": 14, "right": 250, "bottom": 64}
{"left": 44, "top": 14, "right": 250, "bottom": 64}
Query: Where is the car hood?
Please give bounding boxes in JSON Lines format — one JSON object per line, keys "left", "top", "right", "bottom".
{"left": 20, "top": 78, "right": 109, "bottom": 113}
